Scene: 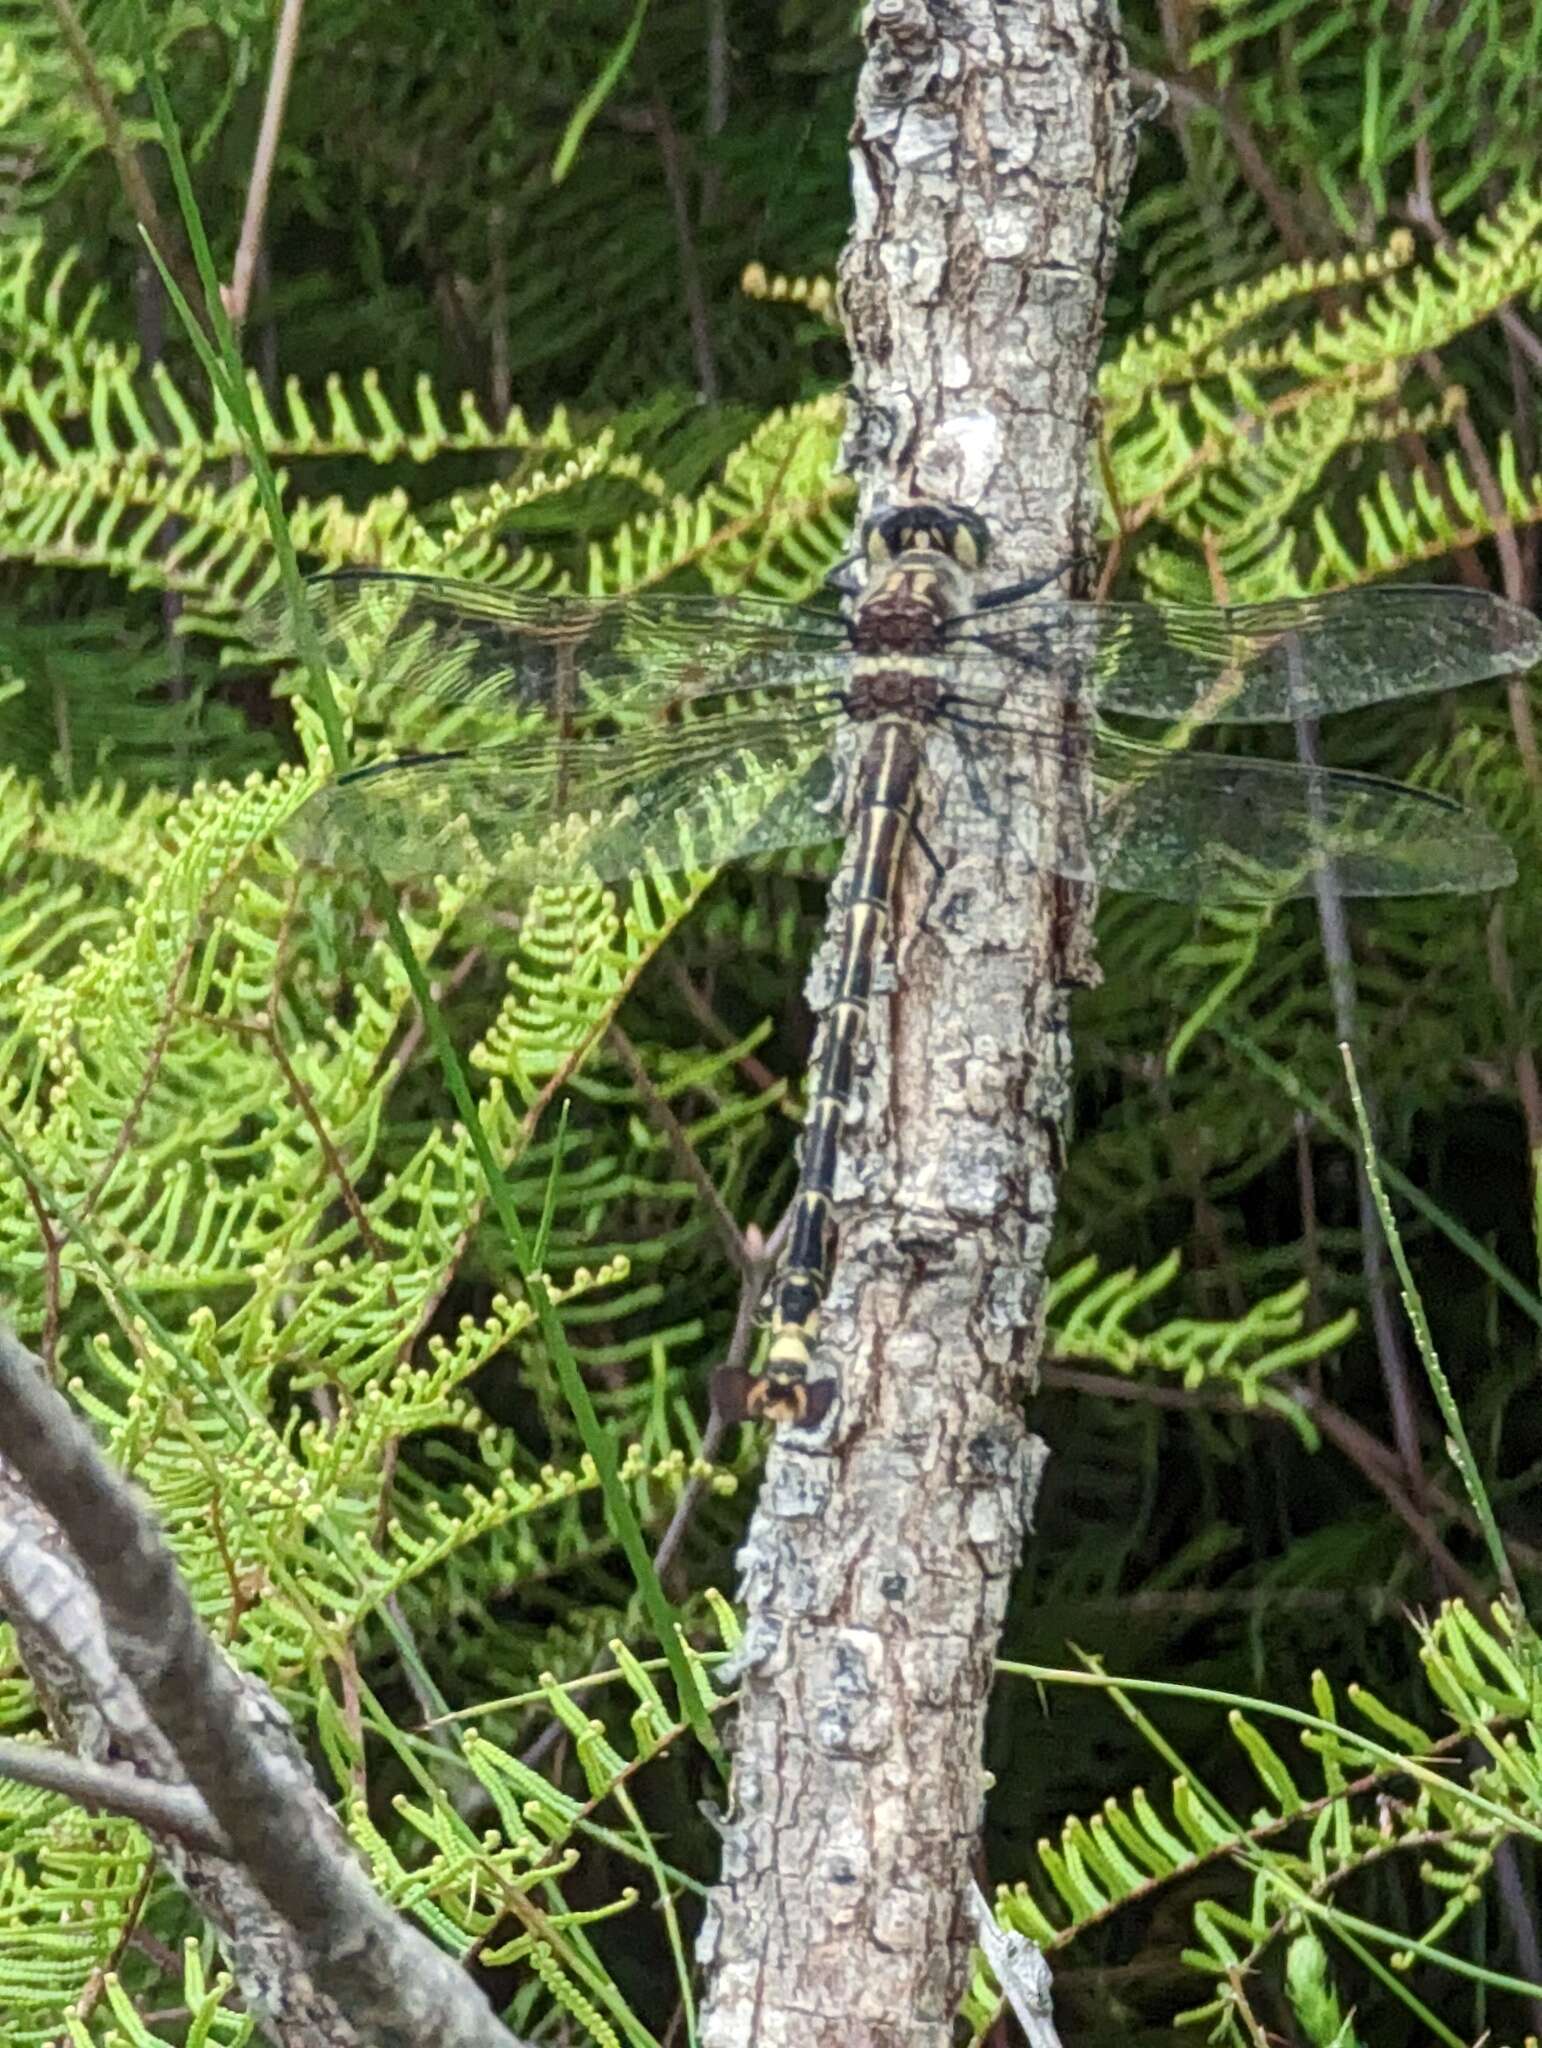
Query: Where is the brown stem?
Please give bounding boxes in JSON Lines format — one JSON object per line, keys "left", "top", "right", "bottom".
{"left": 225, "top": 0, "right": 307, "bottom": 328}
{"left": 608, "top": 1022, "right": 750, "bottom": 1274}
{"left": 44, "top": 0, "right": 206, "bottom": 319}
{"left": 648, "top": 90, "right": 719, "bottom": 401}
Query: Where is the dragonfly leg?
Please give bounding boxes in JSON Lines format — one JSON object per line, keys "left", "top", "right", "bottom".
{"left": 945, "top": 719, "right": 996, "bottom": 818}
{"left": 822, "top": 549, "right": 865, "bottom": 599}
{"left": 714, "top": 1199, "right": 838, "bottom": 1427}
{"left": 713, "top": 1368, "right": 836, "bottom": 1428}
{"left": 970, "top": 549, "right": 1091, "bottom": 611}
{"left": 910, "top": 816, "right": 945, "bottom": 885}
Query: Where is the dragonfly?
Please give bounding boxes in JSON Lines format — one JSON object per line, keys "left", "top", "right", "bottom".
{"left": 255, "top": 503, "right": 1537, "bottom": 1428}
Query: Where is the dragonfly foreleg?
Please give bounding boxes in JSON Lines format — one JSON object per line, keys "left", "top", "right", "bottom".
{"left": 968, "top": 549, "right": 1090, "bottom": 613}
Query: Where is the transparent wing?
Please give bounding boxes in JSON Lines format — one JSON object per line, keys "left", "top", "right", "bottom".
{"left": 257, "top": 571, "right": 1517, "bottom": 900}
{"left": 283, "top": 707, "right": 847, "bottom": 885}
{"left": 250, "top": 568, "right": 850, "bottom": 738}
{"left": 260, "top": 571, "right": 855, "bottom": 883}
{"left": 287, "top": 716, "right": 1512, "bottom": 903}
{"left": 252, "top": 570, "right": 1539, "bottom": 743}
{"left": 1090, "top": 735, "right": 1516, "bottom": 901}
{"left": 948, "top": 584, "right": 1541, "bottom": 722}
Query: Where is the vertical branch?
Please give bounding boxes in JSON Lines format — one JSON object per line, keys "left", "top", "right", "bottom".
{"left": 649, "top": 91, "right": 720, "bottom": 400}
{"left": 697, "top": 6, "right": 1134, "bottom": 2043}
{"left": 226, "top": 0, "right": 307, "bottom": 328}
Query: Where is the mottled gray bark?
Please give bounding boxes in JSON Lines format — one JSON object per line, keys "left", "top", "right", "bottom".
{"left": 0, "top": 1322, "right": 522, "bottom": 2048}
{"left": 698, "top": 6, "right": 1134, "bottom": 2043}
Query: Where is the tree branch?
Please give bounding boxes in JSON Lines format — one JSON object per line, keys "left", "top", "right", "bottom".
{"left": 0, "top": 1320, "right": 524, "bottom": 2048}
{"left": 226, "top": 0, "right": 307, "bottom": 327}
{"left": 43, "top": 0, "right": 206, "bottom": 320}
{"left": 696, "top": 6, "right": 1135, "bottom": 2041}
{"left": 0, "top": 1735, "right": 230, "bottom": 1854}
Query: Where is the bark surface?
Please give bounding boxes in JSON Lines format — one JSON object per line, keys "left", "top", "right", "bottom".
{"left": 698, "top": 5, "right": 1134, "bottom": 2043}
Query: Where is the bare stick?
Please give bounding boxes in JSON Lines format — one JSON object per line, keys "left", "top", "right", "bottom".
{"left": 0, "top": 1736, "right": 230, "bottom": 1854}
{"left": 44, "top": 0, "right": 205, "bottom": 317}
{"left": 226, "top": 0, "right": 307, "bottom": 327}
{"left": 0, "top": 1321, "right": 524, "bottom": 2048}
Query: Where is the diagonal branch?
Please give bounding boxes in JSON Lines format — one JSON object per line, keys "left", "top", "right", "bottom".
{"left": 608, "top": 1021, "right": 751, "bottom": 1273}
{"left": 0, "top": 1320, "right": 525, "bottom": 2048}
{"left": 0, "top": 1735, "right": 229, "bottom": 1854}
{"left": 43, "top": 0, "right": 206, "bottom": 319}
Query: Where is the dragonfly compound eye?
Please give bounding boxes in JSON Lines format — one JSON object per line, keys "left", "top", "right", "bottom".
{"left": 862, "top": 502, "right": 992, "bottom": 571}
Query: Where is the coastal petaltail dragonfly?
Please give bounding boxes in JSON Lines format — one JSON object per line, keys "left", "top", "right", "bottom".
{"left": 256, "top": 504, "right": 1537, "bottom": 1427}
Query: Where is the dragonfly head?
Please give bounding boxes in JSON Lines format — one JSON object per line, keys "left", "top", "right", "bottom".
{"left": 863, "top": 501, "right": 991, "bottom": 575}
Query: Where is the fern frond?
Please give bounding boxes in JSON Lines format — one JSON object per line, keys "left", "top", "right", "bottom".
{"left": 1046, "top": 1251, "right": 1352, "bottom": 1419}
{"left": 969, "top": 1603, "right": 1538, "bottom": 2045}
{"left": 1103, "top": 187, "right": 1542, "bottom": 593}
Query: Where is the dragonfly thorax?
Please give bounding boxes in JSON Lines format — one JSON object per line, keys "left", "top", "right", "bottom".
{"left": 844, "top": 663, "right": 948, "bottom": 722}
{"left": 853, "top": 501, "right": 990, "bottom": 657}
{"left": 852, "top": 563, "right": 963, "bottom": 645}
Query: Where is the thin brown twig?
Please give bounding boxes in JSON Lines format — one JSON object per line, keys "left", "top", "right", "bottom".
{"left": 487, "top": 203, "right": 512, "bottom": 423}
{"left": 1403, "top": 157, "right": 1542, "bottom": 385}
{"left": 1366, "top": 175, "right": 1532, "bottom": 637}
{"left": 1394, "top": 178, "right": 1542, "bottom": 1214}
{"left": 9, "top": 1150, "right": 63, "bottom": 1376}
{"left": 65, "top": 1858, "right": 159, "bottom": 2040}
{"left": 1395, "top": 182, "right": 1542, "bottom": 1290}
{"left": 1419, "top": 348, "right": 1528, "bottom": 610}
{"left": 1043, "top": 1359, "right": 1527, "bottom": 1595}
{"left": 1293, "top": 1111, "right": 1326, "bottom": 1347}
{"left": 1491, "top": 1836, "right": 1542, "bottom": 2038}
{"left": 1133, "top": 61, "right": 1317, "bottom": 266}
{"left": 387, "top": 943, "right": 485, "bottom": 1076}
{"left": 161, "top": 877, "right": 398, "bottom": 1288}
{"left": 82, "top": 828, "right": 262, "bottom": 1225}
{"left": 1406, "top": 347, "right": 1542, "bottom": 818}
{"left": 225, "top": 0, "right": 307, "bottom": 327}
{"left": 81, "top": 936, "right": 197, "bottom": 1221}
{"left": 508, "top": 889, "right": 724, "bottom": 1143}
{"left": 1486, "top": 900, "right": 1542, "bottom": 1163}
{"left": 648, "top": 89, "right": 719, "bottom": 401}
{"left": 205, "top": 1486, "right": 267, "bottom": 1643}
{"left": 608, "top": 1022, "right": 750, "bottom": 1274}
{"left": 44, "top": 0, "right": 206, "bottom": 318}
{"left": 197, "top": 1009, "right": 394, "bottom": 1275}
{"left": 519, "top": 1208, "right": 791, "bottom": 1774}
{"left": 1309, "top": 794, "right": 1428, "bottom": 1503}
{"left": 1200, "top": 541, "right": 1430, "bottom": 1514}
{"left": 651, "top": 1206, "right": 792, "bottom": 1595}
{"left": 666, "top": 959, "right": 783, "bottom": 1096}
{"left": 700, "top": 0, "right": 729, "bottom": 223}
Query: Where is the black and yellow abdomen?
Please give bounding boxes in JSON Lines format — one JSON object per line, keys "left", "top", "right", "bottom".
{"left": 715, "top": 717, "right": 924, "bottom": 1427}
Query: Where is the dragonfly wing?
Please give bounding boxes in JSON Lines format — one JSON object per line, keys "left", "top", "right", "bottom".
{"left": 1089, "top": 735, "right": 1516, "bottom": 901}
{"left": 256, "top": 571, "right": 855, "bottom": 886}
{"left": 251, "top": 569, "right": 849, "bottom": 733}
{"left": 950, "top": 585, "right": 1541, "bottom": 722}
{"left": 284, "top": 709, "right": 844, "bottom": 887}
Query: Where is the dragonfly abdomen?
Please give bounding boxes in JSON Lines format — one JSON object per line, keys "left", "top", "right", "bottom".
{"left": 716, "top": 718, "right": 925, "bottom": 1429}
